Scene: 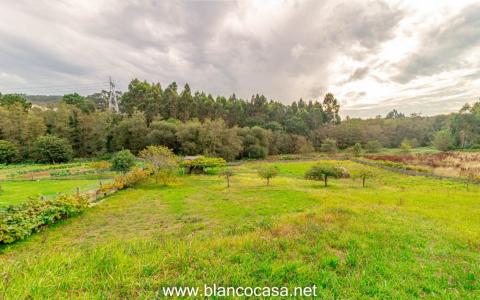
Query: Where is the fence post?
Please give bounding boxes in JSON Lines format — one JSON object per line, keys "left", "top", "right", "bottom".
{"left": 76, "top": 187, "right": 80, "bottom": 197}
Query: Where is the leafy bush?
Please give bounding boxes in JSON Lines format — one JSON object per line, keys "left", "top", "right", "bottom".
{"left": 111, "top": 150, "right": 136, "bottom": 173}
{"left": 139, "top": 146, "right": 178, "bottom": 184}
{"left": 100, "top": 167, "right": 150, "bottom": 193}
{"left": 305, "top": 165, "right": 345, "bottom": 187}
{"left": 181, "top": 156, "right": 226, "bottom": 174}
{"left": 0, "top": 140, "right": 19, "bottom": 164}
{"left": 33, "top": 135, "right": 73, "bottom": 163}
{"left": 0, "top": 195, "right": 88, "bottom": 244}
{"left": 365, "top": 140, "right": 382, "bottom": 153}
{"left": 257, "top": 165, "right": 279, "bottom": 186}
{"left": 352, "top": 143, "right": 363, "bottom": 157}
{"left": 91, "top": 161, "right": 112, "bottom": 172}
{"left": 400, "top": 139, "right": 412, "bottom": 153}
{"left": 320, "top": 138, "right": 337, "bottom": 154}
{"left": 244, "top": 144, "right": 268, "bottom": 159}
{"left": 432, "top": 130, "right": 453, "bottom": 152}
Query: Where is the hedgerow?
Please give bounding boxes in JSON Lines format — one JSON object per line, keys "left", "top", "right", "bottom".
{"left": 180, "top": 156, "right": 226, "bottom": 174}
{"left": 0, "top": 195, "right": 88, "bottom": 244}
{"left": 99, "top": 167, "right": 150, "bottom": 193}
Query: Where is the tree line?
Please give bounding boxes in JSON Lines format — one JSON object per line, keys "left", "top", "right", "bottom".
{"left": 0, "top": 79, "right": 479, "bottom": 163}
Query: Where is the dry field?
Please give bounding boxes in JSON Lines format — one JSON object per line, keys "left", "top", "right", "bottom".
{"left": 365, "top": 152, "right": 480, "bottom": 178}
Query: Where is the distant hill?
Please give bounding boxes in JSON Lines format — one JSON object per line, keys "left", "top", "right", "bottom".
{"left": 25, "top": 95, "right": 62, "bottom": 105}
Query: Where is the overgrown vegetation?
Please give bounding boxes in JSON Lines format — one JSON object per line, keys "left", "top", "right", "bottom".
{"left": 0, "top": 195, "right": 88, "bottom": 244}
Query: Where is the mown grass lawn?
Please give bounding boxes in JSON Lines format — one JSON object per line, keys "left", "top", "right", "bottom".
{"left": 0, "top": 179, "right": 107, "bottom": 207}
{"left": 1, "top": 160, "right": 479, "bottom": 298}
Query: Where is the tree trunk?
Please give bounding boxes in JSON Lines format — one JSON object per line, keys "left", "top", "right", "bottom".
{"left": 324, "top": 176, "right": 327, "bottom": 187}
{"left": 227, "top": 176, "right": 230, "bottom": 188}
{"left": 267, "top": 178, "right": 270, "bottom": 186}
{"left": 362, "top": 175, "right": 366, "bottom": 187}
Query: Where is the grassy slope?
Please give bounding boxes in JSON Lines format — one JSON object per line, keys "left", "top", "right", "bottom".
{"left": 1, "top": 160, "right": 479, "bottom": 298}
{"left": 0, "top": 179, "right": 105, "bottom": 206}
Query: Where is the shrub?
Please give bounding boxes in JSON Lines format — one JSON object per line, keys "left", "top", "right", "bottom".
{"left": 352, "top": 143, "right": 363, "bottom": 157}
{"left": 320, "top": 138, "right": 337, "bottom": 154}
{"left": 0, "top": 140, "right": 19, "bottom": 164}
{"left": 139, "top": 145, "right": 178, "bottom": 184}
{"left": 400, "top": 139, "right": 412, "bottom": 153}
{"left": 100, "top": 167, "right": 150, "bottom": 193}
{"left": 181, "top": 156, "right": 226, "bottom": 174}
{"left": 111, "top": 150, "right": 136, "bottom": 173}
{"left": 305, "top": 165, "right": 344, "bottom": 187}
{"left": 0, "top": 195, "right": 88, "bottom": 244}
{"left": 432, "top": 130, "right": 453, "bottom": 152}
{"left": 245, "top": 144, "right": 268, "bottom": 159}
{"left": 33, "top": 135, "right": 73, "bottom": 163}
{"left": 91, "top": 161, "right": 111, "bottom": 173}
{"left": 365, "top": 140, "right": 382, "bottom": 153}
{"left": 257, "top": 165, "right": 279, "bottom": 186}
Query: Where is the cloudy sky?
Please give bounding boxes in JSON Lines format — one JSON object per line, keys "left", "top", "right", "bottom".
{"left": 0, "top": 0, "right": 479, "bottom": 118}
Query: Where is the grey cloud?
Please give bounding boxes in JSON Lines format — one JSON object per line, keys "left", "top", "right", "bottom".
{"left": 392, "top": 3, "right": 480, "bottom": 83}
{"left": 344, "top": 67, "right": 369, "bottom": 83}
{"left": 0, "top": 0, "right": 477, "bottom": 118}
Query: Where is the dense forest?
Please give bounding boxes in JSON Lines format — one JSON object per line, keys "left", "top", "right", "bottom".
{"left": 0, "top": 78, "right": 479, "bottom": 163}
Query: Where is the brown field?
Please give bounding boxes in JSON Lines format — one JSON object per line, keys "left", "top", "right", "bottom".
{"left": 365, "top": 152, "right": 480, "bottom": 178}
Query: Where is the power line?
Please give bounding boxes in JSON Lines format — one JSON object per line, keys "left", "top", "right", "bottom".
{"left": 0, "top": 82, "right": 110, "bottom": 95}
{"left": 1, "top": 85, "right": 108, "bottom": 94}
{"left": 1, "top": 81, "right": 109, "bottom": 92}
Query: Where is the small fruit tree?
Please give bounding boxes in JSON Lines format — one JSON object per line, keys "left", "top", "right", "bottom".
{"left": 219, "top": 168, "right": 235, "bottom": 188}
{"left": 111, "top": 150, "right": 136, "bottom": 174}
{"left": 258, "top": 165, "right": 279, "bottom": 186}
{"left": 305, "top": 165, "right": 344, "bottom": 187}
{"left": 181, "top": 156, "right": 226, "bottom": 174}
{"left": 355, "top": 169, "right": 373, "bottom": 187}
{"left": 139, "top": 145, "right": 178, "bottom": 184}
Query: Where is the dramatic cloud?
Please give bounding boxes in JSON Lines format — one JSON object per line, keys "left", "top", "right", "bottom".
{"left": 0, "top": 0, "right": 479, "bottom": 117}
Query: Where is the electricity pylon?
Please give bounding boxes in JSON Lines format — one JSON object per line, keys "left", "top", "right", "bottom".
{"left": 108, "top": 76, "right": 119, "bottom": 113}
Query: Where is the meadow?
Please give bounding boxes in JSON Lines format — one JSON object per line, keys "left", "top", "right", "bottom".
{"left": 0, "top": 162, "right": 114, "bottom": 207}
{"left": 1, "top": 159, "right": 479, "bottom": 298}
{"left": 0, "top": 179, "right": 106, "bottom": 207}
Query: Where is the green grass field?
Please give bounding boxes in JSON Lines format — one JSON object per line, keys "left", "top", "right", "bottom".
{"left": 0, "top": 179, "right": 108, "bottom": 207}
{"left": 1, "top": 160, "right": 479, "bottom": 298}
